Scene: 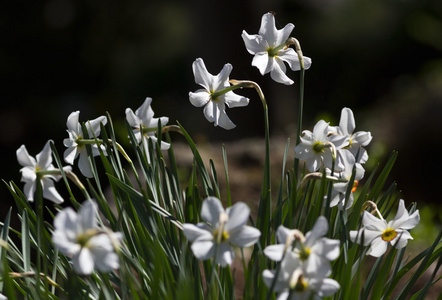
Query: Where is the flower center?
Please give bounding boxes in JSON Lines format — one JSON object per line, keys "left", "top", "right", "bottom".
{"left": 381, "top": 228, "right": 397, "bottom": 242}
{"left": 75, "top": 229, "right": 98, "bottom": 248}
{"left": 213, "top": 230, "right": 229, "bottom": 242}
{"left": 352, "top": 180, "right": 359, "bottom": 193}
{"left": 312, "top": 142, "right": 325, "bottom": 153}
{"left": 291, "top": 273, "right": 308, "bottom": 292}
{"left": 299, "top": 247, "right": 311, "bottom": 261}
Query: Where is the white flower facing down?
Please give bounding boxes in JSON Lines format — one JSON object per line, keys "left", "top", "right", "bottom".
{"left": 16, "top": 140, "right": 70, "bottom": 204}
{"left": 264, "top": 216, "right": 340, "bottom": 278}
{"left": 241, "top": 12, "right": 312, "bottom": 85}
{"left": 52, "top": 200, "right": 122, "bottom": 275}
{"left": 349, "top": 199, "right": 420, "bottom": 257}
{"left": 63, "top": 111, "right": 107, "bottom": 178}
{"left": 126, "top": 97, "right": 170, "bottom": 163}
{"left": 329, "top": 107, "right": 372, "bottom": 164}
{"left": 189, "top": 58, "right": 249, "bottom": 130}
{"left": 328, "top": 149, "right": 365, "bottom": 210}
{"left": 182, "top": 196, "right": 261, "bottom": 267}
{"left": 294, "top": 120, "right": 348, "bottom": 172}
{"left": 263, "top": 252, "right": 340, "bottom": 300}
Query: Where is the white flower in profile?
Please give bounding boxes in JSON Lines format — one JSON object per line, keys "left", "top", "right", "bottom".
{"left": 52, "top": 200, "right": 122, "bottom": 275}
{"left": 189, "top": 58, "right": 249, "bottom": 130}
{"left": 330, "top": 107, "right": 372, "bottom": 164}
{"left": 16, "top": 140, "right": 70, "bottom": 204}
{"left": 349, "top": 199, "right": 420, "bottom": 257}
{"left": 328, "top": 149, "right": 365, "bottom": 210}
{"left": 263, "top": 253, "right": 340, "bottom": 300}
{"left": 264, "top": 216, "right": 340, "bottom": 278}
{"left": 126, "top": 97, "right": 170, "bottom": 163}
{"left": 241, "top": 12, "right": 312, "bottom": 85}
{"left": 182, "top": 196, "right": 261, "bottom": 267}
{"left": 294, "top": 120, "right": 348, "bottom": 172}
{"left": 63, "top": 111, "right": 107, "bottom": 178}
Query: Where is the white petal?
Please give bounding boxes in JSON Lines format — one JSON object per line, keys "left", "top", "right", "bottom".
{"left": 259, "top": 12, "right": 278, "bottom": 46}
{"left": 352, "top": 131, "right": 372, "bottom": 147}
{"left": 20, "top": 167, "right": 37, "bottom": 183}
{"left": 263, "top": 244, "right": 286, "bottom": 261}
{"left": 41, "top": 179, "right": 64, "bottom": 204}
{"left": 252, "top": 52, "right": 272, "bottom": 75}
{"left": 86, "top": 116, "right": 107, "bottom": 137}
{"left": 189, "top": 90, "right": 210, "bottom": 107}
{"left": 182, "top": 223, "right": 213, "bottom": 242}
{"left": 125, "top": 108, "right": 142, "bottom": 127}
{"left": 200, "top": 197, "right": 224, "bottom": 226}
{"left": 367, "top": 237, "right": 388, "bottom": 257}
{"left": 216, "top": 243, "right": 234, "bottom": 267}
{"left": 270, "top": 58, "right": 293, "bottom": 85}
{"left": 79, "top": 200, "right": 97, "bottom": 231}
{"left": 213, "top": 63, "right": 232, "bottom": 92}
{"left": 225, "top": 202, "right": 250, "bottom": 232}
{"left": 16, "top": 145, "right": 36, "bottom": 167}
{"left": 23, "top": 181, "right": 36, "bottom": 202}
{"left": 229, "top": 226, "right": 260, "bottom": 248}
{"left": 36, "top": 140, "right": 54, "bottom": 169}
{"left": 304, "top": 216, "right": 328, "bottom": 247}
{"left": 73, "top": 248, "right": 95, "bottom": 275}
{"left": 135, "top": 97, "right": 154, "bottom": 124}
{"left": 277, "top": 48, "right": 301, "bottom": 71}
{"left": 191, "top": 240, "right": 215, "bottom": 261}
{"left": 313, "top": 238, "right": 340, "bottom": 261}
{"left": 66, "top": 111, "right": 80, "bottom": 133}
{"left": 223, "top": 92, "right": 249, "bottom": 108}
{"left": 78, "top": 150, "right": 93, "bottom": 178}
{"left": 339, "top": 108, "right": 355, "bottom": 136}
{"left": 276, "top": 225, "right": 292, "bottom": 244}
{"left": 316, "top": 278, "right": 340, "bottom": 297}
{"left": 63, "top": 146, "right": 78, "bottom": 165}
{"left": 241, "top": 31, "right": 268, "bottom": 55}
{"left": 192, "top": 58, "right": 213, "bottom": 91}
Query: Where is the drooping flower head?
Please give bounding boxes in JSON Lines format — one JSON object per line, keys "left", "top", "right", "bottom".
{"left": 52, "top": 199, "right": 122, "bottom": 275}
{"left": 328, "top": 149, "right": 365, "bottom": 210}
{"left": 242, "top": 12, "right": 312, "bottom": 85}
{"left": 125, "top": 97, "right": 170, "bottom": 163}
{"left": 182, "top": 196, "right": 261, "bottom": 267}
{"left": 63, "top": 111, "right": 107, "bottom": 178}
{"left": 17, "top": 140, "right": 69, "bottom": 204}
{"left": 189, "top": 58, "right": 249, "bottom": 130}
{"left": 349, "top": 199, "right": 420, "bottom": 257}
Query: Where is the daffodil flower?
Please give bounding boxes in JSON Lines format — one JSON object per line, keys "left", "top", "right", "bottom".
{"left": 329, "top": 107, "right": 372, "bottom": 164}
{"left": 126, "top": 97, "right": 170, "bottom": 163}
{"left": 328, "top": 149, "right": 365, "bottom": 210}
{"left": 189, "top": 58, "right": 249, "bottom": 130}
{"left": 294, "top": 120, "right": 348, "bottom": 172}
{"left": 16, "top": 140, "right": 70, "bottom": 204}
{"left": 241, "top": 12, "right": 312, "bottom": 85}
{"left": 264, "top": 216, "right": 340, "bottom": 278}
{"left": 349, "top": 199, "right": 420, "bottom": 257}
{"left": 263, "top": 252, "right": 340, "bottom": 300}
{"left": 52, "top": 200, "right": 122, "bottom": 275}
{"left": 182, "top": 196, "right": 261, "bottom": 267}
{"left": 63, "top": 111, "right": 107, "bottom": 178}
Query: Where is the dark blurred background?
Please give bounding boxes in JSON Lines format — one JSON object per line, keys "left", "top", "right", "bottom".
{"left": 1, "top": 0, "right": 441, "bottom": 222}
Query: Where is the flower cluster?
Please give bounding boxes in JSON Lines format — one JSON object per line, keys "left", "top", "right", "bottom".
{"left": 52, "top": 200, "right": 122, "bottom": 275}
{"left": 262, "top": 217, "right": 340, "bottom": 299}
{"left": 183, "top": 197, "right": 261, "bottom": 267}
{"left": 295, "top": 107, "right": 372, "bottom": 210}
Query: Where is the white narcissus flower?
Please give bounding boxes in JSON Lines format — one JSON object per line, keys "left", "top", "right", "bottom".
{"left": 125, "top": 97, "right": 170, "bottom": 163}
{"left": 52, "top": 200, "right": 122, "bottom": 275}
{"left": 16, "top": 140, "right": 70, "bottom": 204}
{"left": 182, "top": 196, "right": 261, "bottom": 267}
{"left": 264, "top": 216, "right": 340, "bottom": 278}
{"left": 328, "top": 149, "right": 365, "bottom": 210}
{"left": 63, "top": 111, "right": 107, "bottom": 178}
{"left": 349, "top": 199, "right": 420, "bottom": 257}
{"left": 241, "top": 12, "right": 312, "bottom": 85}
{"left": 263, "top": 253, "right": 340, "bottom": 300}
{"left": 189, "top": 58, "right": 249, "bottom": 130}
{"left": 329, "top": 107, "right": 372, "bottom": 164}
{"left": 294, "top": 120, "right": 348, "bottom": 172}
